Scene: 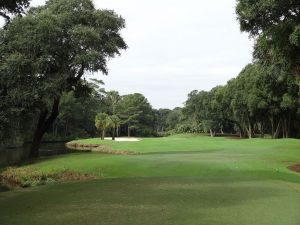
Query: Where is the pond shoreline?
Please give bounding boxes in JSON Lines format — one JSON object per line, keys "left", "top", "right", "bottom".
{"left": 0, "top": 142, "right": 74, "bottom": 167}
{"left": 66, "top": 141, "right": 138, "bottom": 155}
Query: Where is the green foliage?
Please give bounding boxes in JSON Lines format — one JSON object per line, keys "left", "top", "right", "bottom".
{"left": 116, "top": 93, "right": 155, "bottom": 137}
{"left": 105, "top": 91, "right": 121, "bottom": 115}
{"left": 153, "top": 108, "right": 171, "bottom": 133}
{"left": 95, "top": 112, "right": 109, "bottom": 140}
{"left": 233, "top": 1, "right": 300, "bottom": 139}
{"left": 43, "top": 86, "right": 157, "bottom": 141}
{"left": 166, "top": 107, "right": 184, "bottom": 131}
{"left": 0, "top": 0, "right": 31, "bottom": 20}
{"left": 171, "top": 63, "right": 300, "bottom": 138}
{"left": 187, "top": 0, "right": 300, "bottom": 136}
{"left": 0, "top": 0, "right": 127, "bottom": 153}
{"left": 15, "top": 79, "right": 106, "bottom": 142}
{"left": 108, "top": 115, "right": 121, "bottom": 129}
{"left": 236, "top": 0, "right": 300, "bottom": 84}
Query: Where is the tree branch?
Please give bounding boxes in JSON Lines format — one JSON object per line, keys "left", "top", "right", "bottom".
{"left": 0, "top": 11, "right": 10, "bottom": 21}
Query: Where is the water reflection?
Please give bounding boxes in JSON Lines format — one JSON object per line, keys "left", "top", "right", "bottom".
{"left": 0, "top": 143, "right": 76, "bottom": 167}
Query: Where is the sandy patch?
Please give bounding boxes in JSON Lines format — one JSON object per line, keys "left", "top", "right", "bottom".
{"left": 288, "top": 164, "right": 300, "bottom": 173}
{"left": 65, "top": 142, "right": 138, "bottom": 155}
{"left": 104, "top": 137, "right": 141, "bottom": 142}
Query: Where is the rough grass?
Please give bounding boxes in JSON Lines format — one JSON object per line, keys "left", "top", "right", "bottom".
{"left": 0, "top": 167, "right": 95, "bottom": 189}
{"left": 0, "top": 134, "right": 300, "bottom": 225}
{"left": 66, "top": 141, "right": 137, "bottom": 155}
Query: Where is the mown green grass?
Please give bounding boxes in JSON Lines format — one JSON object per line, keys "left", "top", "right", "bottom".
{"left": 19, "top": 134, "right": 300, "bottom": 181}
{"left": 0, "top": 134, "right": 300, "bottom": 225}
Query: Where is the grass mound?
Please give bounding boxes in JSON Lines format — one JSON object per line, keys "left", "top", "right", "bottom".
{"left": 0, "top": 167, "right": 95, "bottom": 189}
{"left": 66, "top": 141, "right": 137, "bottom": 155}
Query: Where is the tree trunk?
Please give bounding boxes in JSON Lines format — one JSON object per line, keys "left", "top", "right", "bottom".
{"left": 29, "top": 98, "right": 60, "bottom": 158}
{"left": 259, "top": 122, "right": 265, "bottom": 138}
{"left": 128, "top": 126, "right": 131, "bottom": 137}
{"left": 112, "top": 128, "right": 116, "bottom": 141}
{"left": 274, "top": 120, "right": 281, "bottom": 139}
{"left": 101, "top": 129, "right": 105, "bottom": 140}
{"left": 270, "top": 116, "right": 275, "bottom": 138}
{"left": 209, "top": 129, "right": 215, "bottom": 137}
{"left": 247, "top": 123, "right": 252, "bottom": 139}
{"left": 64, "top": 120, "right": 68, "bottom": 138}
{"left": 270, "top": 116, "right": 282, "bottom": 139}
{"left": 283, "top": 116, "right": 290, "bottom": 138}
{"left": 29, "top": 110, "right": 48, "bottom": 158}
{"left": 282, "top": 120, "right": 286, "bottom": 139}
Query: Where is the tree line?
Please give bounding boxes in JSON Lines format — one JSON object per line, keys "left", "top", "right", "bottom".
{"left": 167, "top": 63, "right": 300, "bottom": 138}
{"left": 165, "top": 0, "right": 300, "bottom": 139}
{"left": 47, "top": 82, "right": 157, "bottom": 141}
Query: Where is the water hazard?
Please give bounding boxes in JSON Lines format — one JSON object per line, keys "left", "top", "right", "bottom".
{"left": 0, "top": 143, "right": 76, "bottom": 167}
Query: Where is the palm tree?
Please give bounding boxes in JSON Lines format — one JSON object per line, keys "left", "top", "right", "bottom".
{"left": 106, "top": 91, "right": 121, "bottom": 115}
{"left": 108, "top": 115, "right": 121, "bottom": 140}
{"left": 95, "top": 113, "right": 109, "bottom": 140}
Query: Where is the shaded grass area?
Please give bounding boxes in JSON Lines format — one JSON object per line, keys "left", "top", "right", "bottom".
{"left": 0, "top": 177, "right": 300, "bottom": 225}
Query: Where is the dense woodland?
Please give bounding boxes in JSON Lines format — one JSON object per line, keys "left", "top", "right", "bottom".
{"left": 170, "top": 63, "right": 300, "bottom": 138}
{"left": 47, "top": 82, "right": 157, "bottom": 140}
{"left": 164, "top": 0, "right": 300, "bottom": 138}
{"left": 0, "top": 0, "right": 300, "bottom": 159}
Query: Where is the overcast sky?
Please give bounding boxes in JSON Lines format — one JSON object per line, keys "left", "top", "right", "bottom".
{"left": 2, "top": 0, "right": 253, "bottom": 109}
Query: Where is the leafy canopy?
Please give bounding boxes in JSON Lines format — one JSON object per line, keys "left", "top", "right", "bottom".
{"left": 0, "top": 0, "right": 127, "bottom": 151}
{"left": 0, "top": 0, "right": 31, "bottom": 20}
{"left": 236, "top": 0, "right": 300, "bottom": 75}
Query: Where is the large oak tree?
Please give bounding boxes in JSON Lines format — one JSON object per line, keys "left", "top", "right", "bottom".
{"left": 0, "top": 0, "right": 127, "bottom": 157}
{"left": 236, "top": 0, "right": 300, "bottom": 91}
